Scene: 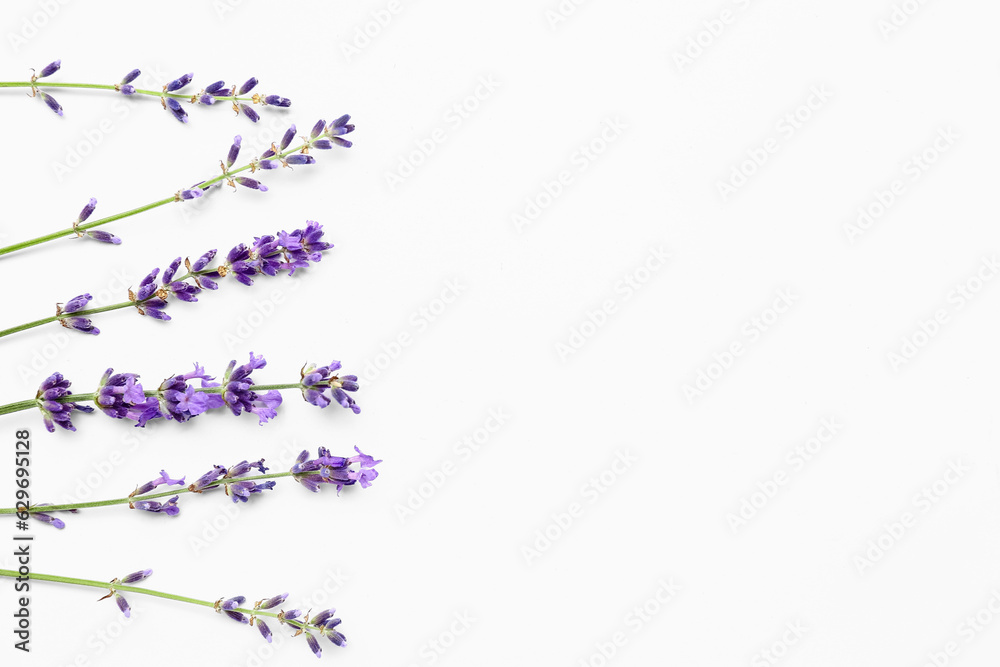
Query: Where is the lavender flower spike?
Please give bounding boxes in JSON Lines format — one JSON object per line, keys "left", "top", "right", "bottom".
{"left": 35, "top": 372, "right": 94, "bottom": 432}
{"left": 221, "top": 353, "right": 282, "bottom": 424}
{"left": 299, "top": 361, "right": 359, "bottom": 412}
{"left": 95, "top": 368, "right": 148, "bottom": 420}
{"left": 291, "top": 446, "right": 382, "bottom": 494}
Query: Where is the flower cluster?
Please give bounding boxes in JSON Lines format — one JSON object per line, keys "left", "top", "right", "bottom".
{"left": 300, "top": 362, "right": 360, "bottom": 413}
{"left": 292, "top": 446, "right": 381, "bottom": 493}
{"left": 28, "top": 353, "right": 360, "bottom": 433}
{"left": 51, "top": 221, "right": 333, "bottom": 335}
{"left": 24, "top": 448, "right": 380, "bottom": 529}
{"left": 23, "top": 61, "right": 291, "bottom": 123}
{"left": 212, "top": 594, "right": 345, "bottom": 657}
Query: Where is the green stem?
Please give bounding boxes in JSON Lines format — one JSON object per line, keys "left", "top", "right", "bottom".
{"left": 0, "top": 399, "right": 38, "bottom": 416}
{"left": 0, "top": 569, "right": 315, "bottom": 630}
{"left": 0, "top": 80, "right": 260, "bottom": 103}
{"left": 0, "top": 137, "right": 315, "bottom": 258}
{"left": 0, "top": 471, "right": 293, "bottom": 514}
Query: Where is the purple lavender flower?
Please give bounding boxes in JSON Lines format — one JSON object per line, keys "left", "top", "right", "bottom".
{"left": 234, "top": 176, "right": 267, "bottom": 191}
{"left": 238, "top": 78, "right": 258, "bottom": 95}
{"left": 147, "top": 363, "right": 225, "bottom": 425}
{"left": 165, "top": 72, "right": 193, "bottom": 92}
{"left": 299, "top": 361, "right": 359, "bottom": 412}
{"left": 305, "top": 633, "right": 322, "bottom": 658}
{"left": 166, "top": 97, "right": 189, "bottom": 123}
{"left": 39, "top": 91, "right": 63, "bottom": 116}
{"left": 197, "top": 94, "right": 216, "bottom": 105}
{"left": 188, "top": 464, "right": 227, "bottom": 493}
{"left": 279, "top": 124, "right": 296, "bottom": 150}
{"left": 205, "top": 80, "right": 227, "bottom": 95}
{"left": 226, "top": 135, "right": 242, "bottom": 169}
{"left": 285, "top": 154, "right": 315, "bottom": 166}
{"left": 29, "top": 505, "right": 77, "bottom": 530}
{"left": 35, "top": 372, "right": 94, "bottom": 432}
{"left": 132, "top": 470, "right": 185, "bottom": 497}
{"left": 327, "top": 114, "right": 355, "bottom": 148}
{"left": 86, "top": 230, "right": 121, "bottom": 244}
{"left": 131, "top": 496, "right": 180, "bottom": 515}
{"left": 56, "top": 294, "right": 101, "bottom": 336}
{"left": 310, "top": 119, "right": 325, "bottom": 139}
{"left": 278, "top": 221, "right": 333, "bottom": 275}
{"left": 174, "top": 188, "right": 203, "bottom": 200}
{"left": 120, "top": 69, "right": 140, "bottom": 85}
{"left": 291, "top": 446, "right": 381, "bottom": 494}
{"left": 220, "top": 596, "right": 249, "bottom": 624}
{"left": 256, "top": 594, "right": 288, "bottom": 610}
{"left": 37, "top": 60, "right": 61, "bottom": 78}
{"left": 314, "top": 610, "right": 346, "bottom": 646}
{"left": 119, "top": 69, "right": 140, "bottom": 95}
{"left": 76, "top": 198, "right": 97, "bottom": 224}
{"left": 121, "top": 569, "right": 153, "bottom": 584}
{"left": 311, "top": 139, "right": 334, "bottom": 150}
{"left": 221, "top": 353, "right": 282, "bottom": 424}
{"left": 239, "top": 103, "right": 260, "bottom": 123}
{"left": 95, "top": 368, "right": 148, "bottom": 420}
{"left": 263, "top": 95, "right": 291, "bottom": 107}
{"left": 115, "top": 593, "right": 131, "bottom": 617}
{"left": 256, "top": 618, "right": 273, "bottom": 643}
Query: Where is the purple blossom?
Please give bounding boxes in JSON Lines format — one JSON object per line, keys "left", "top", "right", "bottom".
{"left": 305, "top": 633, "right": 322, "bottom": 658}
{"left": 188, "top": 464, "right": 227, "bottom": 493}
{"left": 131, "top": 496, "right": 179, "bottom": 516}
{"left": 121, "top": 569, "right": 153, "bottom": 584}
{"left": 239, "top": 103, "right": 260, "bottom": 123}
{"left": 95, "top": 368, "right": 148, "bottom": 420}
{"left": 256, "top": 618, "right": 273, "bottom": 643}
{"left": 35, "top": 372, "right": 94, "bottom": 432}
{"left": 226, "top": 135, "right": 242, "bottom": 169}
{"left": 238, "top": 78, "right": 258, "bottom": 95}
{"left": 279, "top": 124, "right": 296, "bottom": 150}
{"left": 291, "top": 446, "right": 381, "bottom": 494}
{"left": 165, "top": 73, "right": 193, "bottom": 92}
{"left": 220, "top": 596, "right": 249, "bottom": 624}
{"left": 149, "top": 363, "right": 225, "bottom": 424}
{"left": 166, "top": 97, "right": 188, "bottom": 123}
{"left": 60, "top": 317, "right": 99, "bottom": 335}
{"left": 39, "top": 91, "right": 62, "bottom": 116}
{"left": 30, "top": 505, "right": 77, "bottom": 530}
{"left": 263, "top": 95, "right": 291, "bottom": 107}
{"left": 86, "top": 230, "right": 121, "bottom": 244}
{"left": 205, "top": 80, "right": 227, "bottom": 95}
{"left": 115, "top": 593, "right": 131, "bottom": 618}
{"left": 162, "top": 258, "right": 182, "bottom": 285}
{"left": 299, "top": 361, "right": 359, "bottom": 412}
{"left": 62, "top": 293, "right": 93, "bottom": 314}
{"left": 76, "top": 198, "right": 97, "bottom": 224}
{"left": 133, "top": 470, "right": 185, "bottom": 497}
{"left": 119, "top": 69, "right": 140, "bottom": 95}
{"left": 221, "top": 353, "right": 282, "bottom": 424}
{"left": 175, "top": 188, "right": 203, "bottom": 200}
{"left": 310, "top": 119, "right": 325, "bottom": 139}
{"left": 278, "top": 221, "right": 333, "bottom": 275}
{"left": 120, "top": 69, "right": 140, "bottom": 85}
{"left": 197, "top": 94, "right": 216, "bottom": 105}
{"left": 234, "top": 176, "right": 267, "bottom": 191}
{"left": 285, "top": 154, "right": 315, "bottom": 166}
{"left": 256, "top": 593, "right": 288, "bottom": 610}
{"left": 38, "top": 60, "right": 60, "bottom": 78}
{"left": 311, "top": 139, "right": 334, "bottom": 150}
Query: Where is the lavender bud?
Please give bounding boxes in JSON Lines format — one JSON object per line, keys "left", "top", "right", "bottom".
{"left": 263, "top": 95, "right": 291, "bottom": 107}
{"left": 75, "top": 198, "right": 97, "bottom": 223}
{"left": 62, "top": 317, "right": 99, "bottom": 335}
{"left": 239, "top": 103, "right": 260, "bottom": 123}
{"left": 176, "top": 188, "right": 203, "bottom": 200}
{"left": 257, "top": 593, "right": 288, "bottom": 610}
{"left": 166, "top": 97, "right": 188, "bottom": 123}
{"left": 226, "top": 135, "right": 242, "bottom": 169}
{"left": 120, "top": 69, "right": 140, "bottom": 85}
{"left": 191, "top": 249, "right": 217, "bottom": 272}
{"left": 120, "top": 85, "right": 136, "bottom": 96}
{"left": 311, "top": 139, "right": 334, "bottom": 150}
{"left": 306, "top": 634, "right": 322, "bottom": 658}
{"left": 256, "top": 618, "right": 273, "bottom": 643}
{"left": 31, "top": 511, "right": 66, "bottom": 529}
{"left": 331, "top": 137, "right": 353, "bottom": 149}
{"left": 279, "top": 124, "right": 296, "bottom": 150}
{"left": 162, "top": 257, "right": 183, "bottom": 285}
{"left": 62, "top": 294, "right": 93, "bottom": 314}
{"left": 120, "top": 569, "right": 153, "bottom": 584}
{"left": 205, "top": 80, "right": 227, "bottom": 95}
{"left": 86, "top": 230, "right": 121, "bottom": 244}
{"left": 234, "top": 177, "right": 267, "bottom": 192}
{"left": 115, "top": 593, "right": 131, "bottom": 618}
{"left": 198, "top": 94, "right": 215, "bottom": 105}
{"left": 165, "top": 72, "right": 193, "bottom": 92}
{"left": 38, "top": 60, "right": 61, "bottom": 78}
{"left": 39, "top": 91, "right": 63, "bottom": 116}
{"left": 238, "top": 77, "right": 258, "bottom": 95}
{"left": 329, "top": 114, "right": 351, "bottom": 130}
{"left": 259, "top": 160, "right": 278, "bottom": 170}
{"left": 310, "top": 119, "right": 325, "bottom": 139}
{"left": 285, "top": 155, "right": 315, "bottom": 166}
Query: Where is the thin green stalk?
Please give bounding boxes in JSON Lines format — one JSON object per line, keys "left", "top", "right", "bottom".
{"left": 0, "top": 569, "right": 313, "bottom": 630}
{"left": 0, "top": 80, "right": 260, "bottom": 103}
{"left": 0, "top": 139, "right": 313, "bottom": 258}
{"left": 0, "top": 471, "right": 293, "bottom": 514}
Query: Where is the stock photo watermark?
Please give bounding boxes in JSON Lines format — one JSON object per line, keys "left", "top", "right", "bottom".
{"left": 672, "top": 0, "right": 759, "bottom": 72}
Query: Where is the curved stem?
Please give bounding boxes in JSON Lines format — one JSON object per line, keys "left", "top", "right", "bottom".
{"left": 0, "top": 138, "right": 314, "bottom": 258}
{"left": 0, "top": 569, "right": 312, "bottom": 630}
{"left": 0, "top": 471, "right": 294, "bottom": 514}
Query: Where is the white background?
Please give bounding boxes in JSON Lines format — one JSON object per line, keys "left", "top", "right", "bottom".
{"left": 2, "top": 1, "right": 1000, "bottom": 665}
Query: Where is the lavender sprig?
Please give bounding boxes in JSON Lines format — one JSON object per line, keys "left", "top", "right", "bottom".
{"left": 0, "top": 355, "right": 361, "bottom": 432}
{"left": 1, "top": 61, "right": 291, "bottom": 123}
{"left": 0, "top": 118, "right": 354, "bottom": 258}
{"left": 0, "top": 568, "right": 348, "bottom": 658}
{"left": 0, "top": 221, "right": 334, "bottom": 340}
{"left": 0, "top": 447, "right": 381, "bottom": 528}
